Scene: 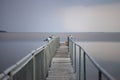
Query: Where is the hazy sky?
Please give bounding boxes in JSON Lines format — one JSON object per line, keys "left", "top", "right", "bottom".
{"left": 0, "top": 0, "right": 120, "bottom": 32}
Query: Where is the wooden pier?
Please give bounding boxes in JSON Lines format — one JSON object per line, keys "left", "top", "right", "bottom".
{"left": 46, "top": 43, "right": 76, "bottom": 80}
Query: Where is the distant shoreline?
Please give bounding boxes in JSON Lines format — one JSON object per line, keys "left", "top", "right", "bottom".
{"left": 1, "top": 32, "right": 120, "bottom": 33}
{"left": 0, "top": 31, "right": 7, "bottom": 33}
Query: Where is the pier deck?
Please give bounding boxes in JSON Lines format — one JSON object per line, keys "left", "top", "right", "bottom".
{"left": 46, "top": 43, "right": 76, "bottom": 80}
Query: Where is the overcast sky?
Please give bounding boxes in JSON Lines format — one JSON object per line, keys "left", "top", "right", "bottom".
{"left": 0, "top": 0, "right": 120, "bottom": 32}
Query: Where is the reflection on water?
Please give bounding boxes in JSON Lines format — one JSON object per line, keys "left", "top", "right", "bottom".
{"left": 77, "top": 42, "right": 120, "bottom": 80}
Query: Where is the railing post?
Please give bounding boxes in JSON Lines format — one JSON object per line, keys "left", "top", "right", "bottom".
{"left": 8, "top": 72, "right": 13, "bottom": 80}
{"left": 98, "top": 71, "right": 102, "bottom": 80}
{"left": 32, "top": 55, "right": 36, "bottom": 80}
{"left": 71, "top": 40, "right": 73, "bottom": 66}
{"left": 68, "top": 36, "right": 69, "bottom": 52}
{"left": 83, "top": 52, "right": 86, "bottom": 80}
{"left": 78, "top": 47, "right": 81, "bottom": 80}
{"left": 74, "top": 44, "right": 76, "bottom": 73}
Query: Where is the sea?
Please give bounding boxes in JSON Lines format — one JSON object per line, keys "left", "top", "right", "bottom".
{"left": 0, "top": 32, "right": 120, "bottom": 80}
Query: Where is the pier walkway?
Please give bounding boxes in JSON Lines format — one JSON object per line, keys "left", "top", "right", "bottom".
{"left": 46, "top": 43, "right": 76, "bottom": 80}
{"left": 0, "top": 37, "right": 116, "bottom": 80}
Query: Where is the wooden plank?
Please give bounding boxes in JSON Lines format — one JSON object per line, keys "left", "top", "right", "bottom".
{"left": 46, "top": 44, "right": 76, "bottom": 80}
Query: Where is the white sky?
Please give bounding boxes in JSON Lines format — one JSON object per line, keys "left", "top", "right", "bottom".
{"left": 0, "top": 0, "right": 120, "bottom": 32}
{"left": 61, "top": 3, "right": 120, "bottom": 32}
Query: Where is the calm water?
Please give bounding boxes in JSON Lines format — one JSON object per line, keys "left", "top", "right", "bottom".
{"left": 0, "top": 33, "right": 48, "bottom": 73}
{"left": 77, "top": 42, "right": 120, "bottom": 80}
{"left": 0, "top": 32, "right": 120, "bottom": 80}
{"left": 0, "top": 41, "right": 46, "bottom": 73}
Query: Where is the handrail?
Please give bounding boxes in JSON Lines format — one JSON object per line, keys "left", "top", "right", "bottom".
{"left": 68, "top": 36, "right": 116, "bottom": 80}
{"left": 0, "top": 37, "right": 60, "bottom": 80}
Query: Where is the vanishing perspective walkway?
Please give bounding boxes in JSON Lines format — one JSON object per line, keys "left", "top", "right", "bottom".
{"left": 46, "top": 43, "right": 76, "bottom": 80}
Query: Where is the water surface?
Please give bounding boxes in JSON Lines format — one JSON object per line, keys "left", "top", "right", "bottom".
{"left": 77, "top": 42, "right": 120, "bottom": 80}
{"left": 0, "top": 33, "right": 47, "bottom": 73}
{"left": 1, "top": 32, "right": 120, "bottom": 80}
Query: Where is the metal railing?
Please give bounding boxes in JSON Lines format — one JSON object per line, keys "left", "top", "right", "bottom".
{"left": 68, "top": 36, "right": 116, "bottom": 80}
{"left": 0, "top": 37, "right": 60, "bottom": 80}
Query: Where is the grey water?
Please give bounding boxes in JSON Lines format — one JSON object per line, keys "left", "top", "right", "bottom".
{"left": 76, "top": 42, "right": 120, "bottom": 80}
{"left": 0, "top": 33, "right": 48, "bottom": 73}
{"left": 0, "top": 41, "right": 46, "bottom": 73}
{"left": 69, "top": 32, "right": 120, "bottom": 80}
{"left": 0, "top": 32, "right": 120, "bottom": 80}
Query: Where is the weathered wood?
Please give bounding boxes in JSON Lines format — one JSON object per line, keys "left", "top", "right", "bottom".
{"left": 46, "top": 44, "right": 76, "bottom": 80}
